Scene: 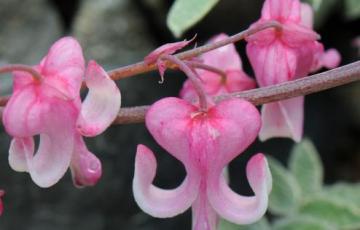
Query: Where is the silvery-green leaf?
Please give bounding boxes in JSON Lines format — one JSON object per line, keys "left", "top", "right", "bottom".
{"left": 323, "top": 183, "right": 360, "bottom": 209}
{"left": 299, "top": 198, "right": 360, "bottom": 229}
{"left": 166, "top": 0, "right": 220, "bottom": 37}
{"left": 268, "top": 157, "right": 301, "bottom": 216}
{"left": 273, "top": 216, "right": 336, "bottom": 230}
{"left": 289, "top": 139, "right": 323, "bottom": 196}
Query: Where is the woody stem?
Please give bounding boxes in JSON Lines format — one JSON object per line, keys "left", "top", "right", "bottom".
{"left": 0, "top": 64, "right": 42, "bottom": 82}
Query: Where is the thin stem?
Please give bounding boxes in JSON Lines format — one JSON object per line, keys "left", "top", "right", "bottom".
{"left": 108, "top": 21, "right": 281, "bottom": 80}
{"left": 0, "top": 64, "right": 42, "bottom": 82}
{"left": 111, "top": 60, "right": 360, "bottom": 124}
{"left": 162, "top": 55, "right": 208, "bottom": 111}
{"left": 185, "top": 61, "right": 227, "bottom": 81}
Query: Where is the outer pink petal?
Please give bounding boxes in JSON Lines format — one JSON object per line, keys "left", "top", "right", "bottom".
{"left": 247, "top": 41, "right": 297, "bottom": 87}
{"left": 133, "top": 145, "right": 201, "bottom": 217}
{"left": 261, "top": 0, "right": 301, "bottom": 22}
{"left": 3, "top": 86, "right": 43, "bottom": 137}
{"left": 11, "top": 102, "right": 77, "bottom": 188}
{"left": 146, "top": 98, "right": 197, "bottom": 163}
{"left": 207, "top": 154, "right": 272, "bottom": 225}
{"left": 77, "top": 61, "right": 121, "bottom": 137}
{"left": 259, "top": 97, "right": 304, "bottom": 142}
{"left": 201, "top": 34, "right": 242, "bottom": 71}
{"left": 225, "top": 70, "right": 256, "bottom": 92}
{"left": 42, "top": 37, "right": 85, "bottom": 99}
{"left": 70, "top": 135, "right": 102, "bottom": 188}
{"left": 318, "top": 48, "right": 341, "bottom": 70}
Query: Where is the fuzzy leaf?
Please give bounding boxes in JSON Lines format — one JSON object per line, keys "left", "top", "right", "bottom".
{"left": 273, "top": 216, "right": 336, "bottom": 230}
{"left": 323, "top": 183, "right": 360, "bottom": 209}
{"left": 268, "top": 157, "right": 301, "bottom": 216}
{"left": 219, "top": 218, "right": 271, "bottom": 230}
{"left": 345, "top": 0, "right": 360, "bottom": 20}
{"left": 289, "top": 139, "right": 323, "bottom": 195}
{"left": 166, "top": 0, "right": 220, "bottom": 37}
{"left": 300, "top": 198, "right": 360, "bottom": 229}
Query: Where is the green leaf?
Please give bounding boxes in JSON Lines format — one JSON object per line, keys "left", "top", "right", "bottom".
{"left": 345, "top": 0, "right": 360, "bottom": 20}
{"left": 323, "top": 183, "right": 360, "bottom": 209}
{"left": 289, "top": 139, "right": 323, "bottom": 195}
{"left": 299, "top": 198, "right": 360, "bottom": 229}
{"left": 166, "top": 0, "right": 220, "bottom": 37}
{"left": 219, "top": 218, "right": 271, "bottom": 230}
{"left": 273, "top": 216, "right": 336, "bottom": 230}
{"left": 268, "top": 157, "right": 301, "bottom": 216}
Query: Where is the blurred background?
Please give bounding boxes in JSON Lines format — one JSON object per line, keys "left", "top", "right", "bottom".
{"left": 0, "top": 0, "right": 359, "bottom": 229}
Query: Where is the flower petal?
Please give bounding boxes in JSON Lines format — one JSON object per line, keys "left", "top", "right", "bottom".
{"left": 0, "top": 190, "right": 4, "bottom": 216}
{"left": 192, "top": 192, "right": 218, "bottom": 230}
{"left": 201, "top": 34, "right": 242, "bottom": 71}
{"left": 259, "top": 97, "right": 304, "bottom": 142}
{"left": 133, "top": 144, "right": 201, "bottom": 218}
{"left": 70, "top": 135, "right": 102, "bottom": 188}
{"left": 300, "top": 2, "right": 314, "bottom": 28}
{"left": 15, "top": 101, "right": 77, "bottom": 188}
{"left": 207, "top": 154, "right": 272, "bottom": 225}
{"left": 77, "top": 60, "right": 121, "bottom": 137}
{"left": 225, "top": 70, "right": 256, "bottom": 92}
{"left": 261, "top": 0, "right": 301, "bottom": 22}
{"left": 9, "top": 137, "right": 33, "bottom": 172}
{"left": 42, "top": 37, "right": 85, "bottom": 99}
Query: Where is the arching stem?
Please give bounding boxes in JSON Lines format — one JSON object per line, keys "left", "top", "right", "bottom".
{"left": 0, "top": 64, "right": 42, "bottom": 82}
{"left": 161, "top": 55, "right": 209, "bottom": 111}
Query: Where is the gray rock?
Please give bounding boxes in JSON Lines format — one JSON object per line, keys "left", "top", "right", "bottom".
{"left": 0, "top": 0, "right": 62, "bottom": 94}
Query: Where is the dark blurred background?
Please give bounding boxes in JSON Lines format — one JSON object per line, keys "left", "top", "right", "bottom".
{"left": 0, "top": 0, "right": 359, "bottom": 229}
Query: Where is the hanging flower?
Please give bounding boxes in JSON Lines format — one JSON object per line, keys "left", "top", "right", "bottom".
{"left": 134, "top": 47, "right": 271, "bottom": 229}
{"left": 180, "top": 34, "right": 255, "bottom": 102}
{"left": 246, "top": 0, "right": 340, "bottom": 142}
{"left": 3, "top": 37, "right": 121, "bottom": 188}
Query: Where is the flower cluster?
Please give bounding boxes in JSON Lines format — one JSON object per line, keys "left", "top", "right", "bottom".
{"left": 0, "top": 0, "right": 342, "bottom": 228}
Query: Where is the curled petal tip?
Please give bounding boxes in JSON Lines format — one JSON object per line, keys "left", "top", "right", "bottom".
{"left": 133, "top": 145, "right": 199, "bottom": 218}
{"left": 247, "top": 153, "right": 272, "bottom": 194}
{"left": 77, "top": 60, "right": 121, "bottom": 137}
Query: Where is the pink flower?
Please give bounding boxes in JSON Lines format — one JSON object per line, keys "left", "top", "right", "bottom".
{"left": 180, "top": 34, "right": 256, "bottom": 102}
{"left": 133, "top": 97, "right": 272, "bottom": 229}
{"left": 246, "top": 0, "right": 340, "bottom": 142}
{"left": 3, "top": 37, "right": 121, "bottom": 188}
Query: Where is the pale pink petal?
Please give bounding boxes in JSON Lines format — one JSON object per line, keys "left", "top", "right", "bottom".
{"left": 70, "top": 135, "right": 102, "bottom": 188}
{"left": 201, "top": 34, "right": 242, "bottom": 71}
{"left": 133, "top": 144, "right": 201, "bottom": 217}
{"left": 144, "top": 37, "right": 195, "bottom": 64}
{"left": 77, "top": 60, "right": 121, "bottom": 137}
{"left": 207, "top": 154, "right": 272, "bottom": 225}
{"left": 9, "top": 137, "right": 33, "bottom": 172}
{"left": 300, "top": 2, "right": 314, "bottom": 28}
{"left": 192, "top": 193, "right": 218, "bottom": 230}
{"left": 259, "top": 97, "right": 304, "bottom": 142}
{"left": 42, "top": 37, "right": 85, "bottom": 98}
{"left": 282, "top": 23, "right": 319, "bottom": 45}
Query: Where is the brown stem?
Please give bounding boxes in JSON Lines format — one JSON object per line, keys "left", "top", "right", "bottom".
{"left": 0, "top": 64, "right": 42, "bottom": 82}
{"left": 185, "top": 61, "right": 227, "bottom": 80}
{"left": 108, "top": 21, "right": 282, "bottom": 80}
{"left": 112, "top": 60, "right": 360, "bottom": 124}
{"left": 162, "top": 55, "right": 208, "bottom": 111}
